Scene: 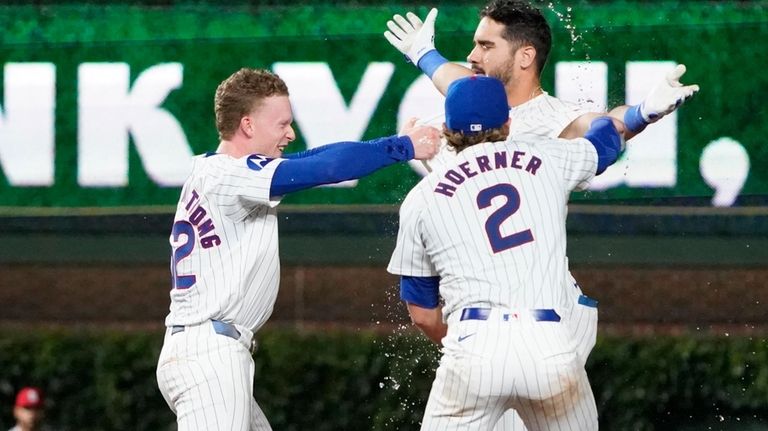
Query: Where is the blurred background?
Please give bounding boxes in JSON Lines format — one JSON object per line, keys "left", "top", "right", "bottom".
{"left": 0, "top": 0, "right": 766, "bottom": 429}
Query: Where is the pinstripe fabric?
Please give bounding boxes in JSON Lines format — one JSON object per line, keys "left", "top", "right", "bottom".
{"left": 389, "top": 136, "right": 599, "bottom": 430}
{"left": 165, "top": 153, "right": 285, "bottom": 332}
{"left": 390, "top": 137, "right": 597, "bottom": 315}
{"left": 421, "top": 312, "right": 598, "bottom": 431}
{"left": 508, "top": 93, "right": 590, "bottom": 139}
{"left": 565, "top": 281, "right": 599, "bottom": 367}
{"left": 424, "top": 92, "right": 591, "bottom": 173}
{"left": 157, "top": 324, "right": 272, "bottom": 431}
{"left": 158, "top": 152, "right": 286, "bottom": 430}
{"left": 420, "top": 93, "right": 600, "bottom": 431}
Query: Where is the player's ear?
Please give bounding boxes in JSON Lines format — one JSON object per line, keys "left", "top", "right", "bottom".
{"left": 240, "top": 115, "right": 254, "bottom": 139}
{"left": 517, "top": 45, "right": 536, "bottom": 70}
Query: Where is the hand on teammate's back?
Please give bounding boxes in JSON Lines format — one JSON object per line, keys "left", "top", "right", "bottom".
{"left": 400, "top": 118, "right": 440, "bottom": 160}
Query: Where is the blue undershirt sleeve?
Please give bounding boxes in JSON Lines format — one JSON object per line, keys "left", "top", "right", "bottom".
{"left": 270, "top": 135, "right": 414, "bottom": 197}
{"left": 281, "top": 144, "right": 336, "bottom": 160}
{"left": 584, "top": 117, "right": 623, "bottom": 175}
{"left": 400, "top": 275, "right": 441, "bottom": 309}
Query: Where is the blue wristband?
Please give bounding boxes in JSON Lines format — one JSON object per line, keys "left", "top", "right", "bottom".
{"left": 417, "top": 50, "right": 448, "bottom": 79}
{"left": 623, "top": 104, "right": 648, "bottom": 134}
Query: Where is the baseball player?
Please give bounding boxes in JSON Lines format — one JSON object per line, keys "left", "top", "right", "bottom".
{"left": 385, "top": 3, "right": 698, "bottom": 428}
{"left": 388, "top": 75, "right": 625, "bottom": 430}
{"left": 155, "top": 68, "right": 440, "bottom": 431}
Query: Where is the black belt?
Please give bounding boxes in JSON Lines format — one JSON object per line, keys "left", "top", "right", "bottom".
{"left": 171, "top": 319, "right": 241, "bottom": 340}
{"left": 460, "top": 307, "right": 561, "bottom": 322}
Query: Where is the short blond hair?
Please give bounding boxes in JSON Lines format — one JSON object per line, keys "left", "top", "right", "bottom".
{"left": 214, "top": 68, "right": 289, "bottom": 140}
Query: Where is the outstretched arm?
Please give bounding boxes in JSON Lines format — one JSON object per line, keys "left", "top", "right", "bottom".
{"left": 384, "top": 8, "right": 472, "bottom": 95}
{"left": 271, "top": 136, "right": 411, "bottom": 197}
{"left": 383, "top": 10, "right": 699, "bottom": 143}
{"left": 270, "top": 124, "right": 439, "bottom": 197}
{"left": 622, "top": 64, "right": 699, "bottom": 134}
{"left": 561, "top": 64, "right": 699, "bottom": 140}
{"left": 583, "top": 116, "right": 625, "bottom": 174}
{"left": 431, "top": 63, "right": 473, "bottom": 95}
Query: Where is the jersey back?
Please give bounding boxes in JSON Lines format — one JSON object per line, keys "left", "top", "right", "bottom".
{"left": 165, "top": 153, "right": 285, "bottom": 331}
{"left": 423, "top": 92, "right": 589, "bottom": 172}
{"left": 508, "top": 92, "right": 589, "bottom": 138}
{"left": 389, "top": 136, "right": 597, "bottom": 317}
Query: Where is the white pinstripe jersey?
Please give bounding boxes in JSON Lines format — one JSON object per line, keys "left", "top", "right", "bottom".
{"left": 388, "top": 135, "right": 597, "bottom": 318}
{"left": 508, "top": 91, "right": 589, "bottom": 137}
{"left": 425, "top": 92, "right": 590, "bottom": 171}
{"left": 165, "top": 152, "right": 285, "bottom": 332}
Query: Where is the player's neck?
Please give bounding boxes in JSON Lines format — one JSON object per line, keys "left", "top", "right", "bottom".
{"left": 216, "top": 139, "right": 248, "bottom": 159}
{"left": 506, "top": 79, "right": 543, "bottom": 108}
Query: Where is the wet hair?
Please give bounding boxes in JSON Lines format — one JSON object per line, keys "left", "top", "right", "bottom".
{"left": 443, "top": 125, "right": 510, "bottom": 154}
{"left": 481, "top": 0, "right": 552, "bottom": 74}
{"left": 214, "top": 68, "right": 289, "bottom": 140}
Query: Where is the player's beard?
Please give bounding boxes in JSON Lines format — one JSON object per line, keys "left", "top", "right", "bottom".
{"left": 487, "top": 56, "right": 517, "bottom": 89}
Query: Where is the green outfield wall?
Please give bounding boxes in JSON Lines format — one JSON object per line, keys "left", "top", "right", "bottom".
{"left": 0, "top": 1, "right": 766, "bottom": 210}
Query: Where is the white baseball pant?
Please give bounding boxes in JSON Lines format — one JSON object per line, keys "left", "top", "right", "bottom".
{"left": 492, "top": 288, "right": 599, "bottom": 430}
{"left": 421, "top": 308, "right": 598, "bottom": 431}
{"left": 156, "top": 321, "right": 271, "bottom": 431}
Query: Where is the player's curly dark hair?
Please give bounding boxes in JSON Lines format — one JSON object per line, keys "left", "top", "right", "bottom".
{"left": 443, "top": 125, "right": 510, "bottom": 154}
{"left": 215, "top": 68, "right": 289, "bottom": 141}
{"left": 481, "top": 0, "right": 552, "bottom": 74}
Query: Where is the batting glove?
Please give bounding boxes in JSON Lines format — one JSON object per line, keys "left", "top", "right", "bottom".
{"left": 624, "top": 64, "right": 700, "bottom": 133}
{"left": 384, "top": 8, "right": 447, "bottom": 78}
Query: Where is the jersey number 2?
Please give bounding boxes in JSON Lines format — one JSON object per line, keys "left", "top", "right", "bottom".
{"left": 476, "top": 183, "right": 534, "bottom": 253}
{"left": 171, "top": 221, "right": 197, "bottom": 289}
